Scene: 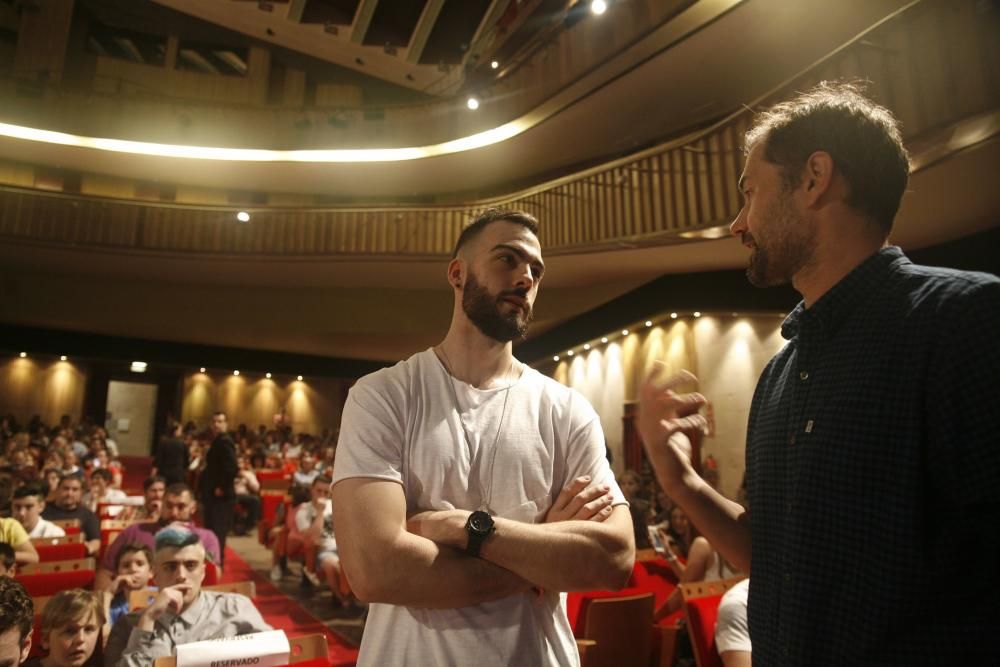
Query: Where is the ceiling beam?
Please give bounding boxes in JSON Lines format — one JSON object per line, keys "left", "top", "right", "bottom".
{"left": 350, "top": 0, "right": 379, "bottom": 45}
{"left": 286, "top": 0, "right": 308, "bottom": 23}
{"left": 404, "top": 0, "right": 445, "bottom": 65}
{"left": 464, "top": 0, "right": 511, "bottom": 66}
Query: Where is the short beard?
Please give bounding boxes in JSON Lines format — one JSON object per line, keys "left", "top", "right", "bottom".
{"left": 462, "top": 272, "right": 533, "bottom": 342}
{"left": 746, "top": 189, "right": 814, "bottom": 287}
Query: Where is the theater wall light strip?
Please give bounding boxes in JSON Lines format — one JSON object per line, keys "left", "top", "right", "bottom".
{"left": 0, "top": 119, "right": 528, "bottom": 163}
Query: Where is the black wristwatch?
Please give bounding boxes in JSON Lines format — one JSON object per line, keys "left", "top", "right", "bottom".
{"left": 465, "top": 510, "right": 495, "bottom": 557}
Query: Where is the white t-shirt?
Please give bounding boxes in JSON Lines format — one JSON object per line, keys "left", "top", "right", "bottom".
{"left": 715, "top": 579, "right": 751, "bottom": 654}
{"left": 27, "top": 518, "right": 66, "bottom": 539}
{"left": 295, "top": 501, "right": 337, "bottom": 553}
{"left": 332, "top": 349, "right": 626, "bottom": 667}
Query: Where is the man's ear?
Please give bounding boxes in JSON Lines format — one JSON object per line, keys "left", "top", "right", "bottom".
{"left": 447, "top": 258, "right": 464, "bottom": 290}
{"left": 23, "top": 633, "right": 34, "bottom": 663}
{"left": 802, "top": 151, "right": 835, "bottom": 206}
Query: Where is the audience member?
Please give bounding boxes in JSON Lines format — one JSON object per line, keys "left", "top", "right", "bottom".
{"left": 291, "top": 452, "right": 319, "bottom": 488}
{"left": 268, "top": 485, "right": 311, "bottom": 583}
{"left": 0, "top": 542, "right": 16, "bottom": 576}
{"left": 665, "top": 505, "right": 693, "bottom": 559}
{"left": 104, "top": 528, "right": 271, "bottom": 667}
{"left": 654, "top": 535, "right": 742, "bottom": 620}
{"left": 0, "top": 518, "right": 39, "bottom": 565}
{"left": 82, "top": 469, "right": 127, "bottom": 514}
{"left": 42, "top": 470, "right": 61, "bottom": 503}
{"left": 96, "top": 483, "right": 221, "bottom": 592}
{"left": 233, "top": 457, "right": 261, "bottom": 536}
{"left": 0, "top": 577, "right": 34, "bottom": 666}
{"left": 199, "top": 413, "right": 237, "bottom": 567}
{"left": 25, "top": 589, "right": 104, "bottom": 667}
{"left": 152, "top": 425, "right": 188, "bottom": 486}
{"left": 295, "top": 476, "right": 350, "bottom": 606}
{"left": 618, "top": 470, "right": 651, "bottom": 549}
{"left": 102, "top": 544, "right": 154, "bottom": 627}
{"left": 715, "top": 579, "right": 751, "bottom": 667}
{"left": 118, "top": 477, "right": 165, "bottom": 524}
{"left": 11, "top": 484, "right": 66, "bottom": 538}
{"left": 41, "top": 476, "right": 100, "bottom": 556}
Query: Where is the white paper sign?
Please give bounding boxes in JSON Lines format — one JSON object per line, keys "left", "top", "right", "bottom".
{"left": 174, "top": 630, "right": 290, "bottom": 667}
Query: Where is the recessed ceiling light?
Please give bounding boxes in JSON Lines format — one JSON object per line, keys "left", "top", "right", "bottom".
{"left": 622, "top": 329, "right": 629, "bottom": 336}
{"left": 297, "top": 375, "right": 303, "bottom": 381}
{"left": 567, "top": 350, "right": 574, "bottom": 356}
{"left": 645, "top": 320, "right": 653, "bottom": 327}
{"left": 199, "top": 367, "right": 206, "bottom": 373}
{"left": 670, "top": 313, "right": 678, "bottom": 319}
{"left": 591, "top": 0, "right": 608, "bottom": 16}
{"left": 601, "top": 337, "right": 608, "bottom": 343}
{"left": 19, "top": 352, "right": 26, "bottom": 358}
{"left": 130, "top": 361, "right": 147, "bottom": 373}
{"left": 583, "top": 343, "right": 591, "bottom": 350}
{"left": 553, "top": 355, "right": 560, "bottom": 362}
{"left": 265, "top": 372, "right": 272, "bottom": 379}
{"left": 490, "top": 60, "right": 499, "bottom": 69}
{"left": 236, "top": 211, "right": 250, "bottom": 222}
{"left": 60, "top": 355, "right": 67, "bottom": 361}
{"left": 233, "top": 370, "right": 240, "bottom": 376}
{"left": 466, "top": 97, "right": 480, "bottom": 111}
{"left": 694, "top": 311, "right": 702, "bottom": 318}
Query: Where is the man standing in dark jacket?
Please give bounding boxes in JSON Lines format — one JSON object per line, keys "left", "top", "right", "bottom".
{"left": 199, "top": 411, "right": 237, "bottom": 565}
{"left": 153, "top": 422, "right": 189, "bottom": 485}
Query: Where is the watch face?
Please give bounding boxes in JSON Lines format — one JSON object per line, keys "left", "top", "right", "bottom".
{"left": 469, "top": 511, "right": 493, "bottom": 534}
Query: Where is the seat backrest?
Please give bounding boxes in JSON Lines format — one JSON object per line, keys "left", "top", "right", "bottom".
{"left": 34, "top": 541, "right": 88, "bottom": 562}
{"left": 680, "top": 576, "right": 747, "bottom": 667}
{"left": 50, "top": 519, "right": 80, "bottom": 533}
{"left": 581, "top": 592, "right": 655, "bottom": 667}
{"left": 16, "top": 558, "right": 97, "bottom": 597}
{"left": 150, "top": 633, "right": 327, "bottom": 667}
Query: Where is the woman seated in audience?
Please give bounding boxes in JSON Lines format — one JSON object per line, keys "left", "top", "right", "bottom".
{"left": 715, "top": 578, "right": 751, "bottom": 667}
{"left": 653, "top": 532, "right": 742, "bottom": 621}
{"left": 102, "top": 544, "right": 153, "bottom": 626}
{"left": 42, "top": 468, "right": 62, "bottom": 503}
{"left": 24, "top": 589, "right": 105, "bottom": 667}
{"left": 665, "top": 505, "right": 694, "bottom": 559}
{"left": 81, "top": 469, "right": 127, "bottom": 513}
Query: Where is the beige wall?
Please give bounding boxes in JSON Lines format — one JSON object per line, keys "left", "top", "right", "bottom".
{"left": 0, "top": 356, "right": 86, "bottom": 425}
{"left": 180, "top": 371, "right": 351, "bottom": 436}
{"left": 550, "top": 313, "right": 786, "bottom": 499}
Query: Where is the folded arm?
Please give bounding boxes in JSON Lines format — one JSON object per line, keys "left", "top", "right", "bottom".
{"left": 332, "top": 477, "right": 534, "bottom": 608}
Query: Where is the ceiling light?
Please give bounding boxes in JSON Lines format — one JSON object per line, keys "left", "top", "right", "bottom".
{"left": 60, "top": 355, "right": 67, "bottom": 361}
{"left": 622, "top": 329, "right": 629, "bottom": 336}
{"left": 233, "top": 370, "right": 240, "bottom": 376}
{"left": 19, "top": 352, "right": 26, "bottom": 358}
{"left": 601, "top": 337, "right": 608, "bottom": 343}
{"left": 553, "top": 355, "right": 560, "bottom": 362}
{"left": 130, "top": 361, "right": 147, "bottom": 373}
{"left": 583, "top": 343, "right": 590, "bottom": 350}
{"left": 199, "top": 367, "right": 206, "bottom": 373}
{"left": 490, "top": 60, "right": 499, "bottom": 69}
{"left": 694, "top": 311, "right": 702, "bottom": 318}
{"left": 670, "top": 313, "right": 678, "bottom": 319}
{"left": 297, "top": 375, "right": 303, "bottom": 381}
{"left": 567, "top": 350, "right": 574, "bottom": 356}
{"left": 645, "top": 320, "right": 653, "bottom": 327}
{"left": 236, "top": 211, "right": 250, "bottom": 222}
{"left": 265, "top": 372, "right": 272, "bottom": 379}
{"left": 591, "top": 0, "right": 608, "bottom": 16}
{"left": 466, "top": 97, "right": 480, "bottom": 111}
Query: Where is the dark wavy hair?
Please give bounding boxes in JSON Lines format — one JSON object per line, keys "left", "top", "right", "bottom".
{"left": 0, "top": 576, "right": 34, "bottom": 643}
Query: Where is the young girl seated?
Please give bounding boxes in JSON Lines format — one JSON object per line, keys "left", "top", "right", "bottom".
{"left": 102, "top": 544, "right": 153, "bottom": 626}
{"left": 25, "top": 589, "right": 104, "bottom": 667}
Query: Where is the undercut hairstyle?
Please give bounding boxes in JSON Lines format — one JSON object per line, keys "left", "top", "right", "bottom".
{"left": 114, "top": 543, "right": 153, "bottom": 572}
{"left": 164, "top": 482, "right": 192, "bottom": 497}
{"left": 38, "top": 589, "right": 105, "bottom": 639}
{"left": 452, "top": 208, "right": 539, "bottom": 258}
{"left": 744, "top": 80, "right": 910, "bottom": 234}
{"left": 143, "top": 475, "right": 166, "bottom": 490}
{"left": 13, "top": 482, "right": 46, "bottom": 502}
{"left": 0, "top": 577, "right": 33, "bottom": 642}
{"left": 90, "top": 468, "right": 113, "bottom": 483}
{"left": 154, "top": 527, "right": 201, "bottom": 553}
{"left": 0, "top": 542, "right": 15, "bottom": 570}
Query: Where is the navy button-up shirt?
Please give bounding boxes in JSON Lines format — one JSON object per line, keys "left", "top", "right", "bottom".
{"left": 746, "top": 247, "right": 1000, "bottom": 665}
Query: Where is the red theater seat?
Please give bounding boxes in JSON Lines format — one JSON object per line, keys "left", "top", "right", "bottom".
{"left": 680, "top": 576, "right": 747, "bottom": 667}
{"left": 16, "top": 558, "right": 97, "bottom": 597}
{"left": 32, "top": 534, "right": 87, "bottom": 562}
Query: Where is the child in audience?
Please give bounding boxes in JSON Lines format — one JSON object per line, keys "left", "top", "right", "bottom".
{"left": 0, "top": 542, "right": 15, "bottom": 576}
{"left": 102, "top": 544, "right": 153, "bottom": 626}
{"left": 25, "top": 589, "right": 105, "bottom": 667}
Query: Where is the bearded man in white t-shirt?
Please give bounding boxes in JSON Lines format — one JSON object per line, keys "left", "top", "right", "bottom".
{"left": 332, "top": 209, "right": 634, "bottom": 666}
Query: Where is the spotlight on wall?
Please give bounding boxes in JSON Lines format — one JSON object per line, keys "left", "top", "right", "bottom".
{"left": 199, "top": 367, "right": 206, "bottom": 373}
{"left": 233, "top": 370, "right": 240, "bottom": 376}
{"left": 590, "top": 0, "right": 608, "bottom": 16}
{"left": 297, "top": 375, "right": 303, "bottom": 381}
{"left": 553, "top": 355, "right": 560, "bottom": 362}
{"left": 130, "top": 361, "right": 148, "bottom": 373}
{"left": 265, "top": 372, "right": 272, "bottom": 379}
{"left": 19, "top": 352, "right": 26, "bottom": 358}
{"left": 490, "top": 60, "right": 499, "bottom": 69}
{"left": 236, "top": 211, "right": 250, "bottom": 223}
{"left": 466, "top": 97, "right": 480, "bottom": 110}
{"left": 60, "top": 355, "right": 67, "bottom": 361}
{"left": 694, "top": 311, "right": 702, "bottom": 318}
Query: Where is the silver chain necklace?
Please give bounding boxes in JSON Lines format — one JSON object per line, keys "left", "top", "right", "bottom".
{"left": 436, "top": 345, "right": 515, "bottom": 513}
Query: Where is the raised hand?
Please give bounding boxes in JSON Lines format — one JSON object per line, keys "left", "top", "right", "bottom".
{"left": 638, "top": 366, "right": 709, "bottom": 491}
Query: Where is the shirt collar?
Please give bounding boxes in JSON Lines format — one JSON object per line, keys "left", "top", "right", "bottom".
{"left": 781, "top": 246, "right": 907, "bottom": 339}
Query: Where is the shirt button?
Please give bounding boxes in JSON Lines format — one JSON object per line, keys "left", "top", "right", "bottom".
{"left": 788, "top": 434, "right": 797, "bottom": 446}
{"left": 799, "top": 370, "right": 809, "bottom": 381}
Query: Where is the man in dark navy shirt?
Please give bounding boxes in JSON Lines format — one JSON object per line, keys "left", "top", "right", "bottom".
{"left": 638, "top": 82, "right": 999, "bottom": 665}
